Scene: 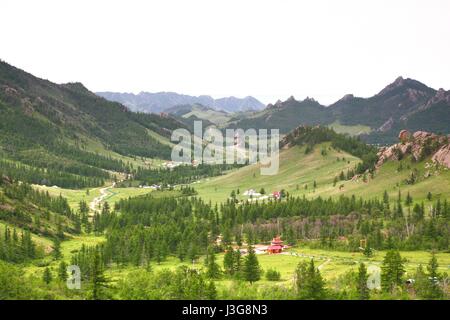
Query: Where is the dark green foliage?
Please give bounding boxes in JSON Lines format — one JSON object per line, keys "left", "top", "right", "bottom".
{"left": 265, "top": 268, "right": 281, "bottom": 281}
{"left": 363, "top": 245, "right": 373, "bottom": 257}
{"left": 132, "top": 163, "right": 243, "bottom": 187}
{"left": 52, "top": 238, "right": 62, "bottom": 259}
{"left": 381, "top": 250, "right": 405, "bottom": 293}
{"left": 295, "top": 259, "right": 326, "bottom": 299}
{"left": 413, "top": 253, "right": 444, "bottom": 299}
{"left": 356, "top": 263, "right": 370, "bottom": 300}
{"left": 58, "top": 261, "right": 68, "bottom": 282}
{"left": 0, "top": 226, "right": 37, "bottom": 263}
{"left": 425, "top": 253, "right": 444, "bottom": 299}
{"left": 90, "top": 248, "right": 109, "bottom": 300}
{"left": 223, "top": 247, "right": 235, "bottom": 275}
{"left": 0, "top": 159, "right": 106, "bottom": 189}
{"left": 0, "top": 261, "right": 35, "bottom": 299}
{"left": 205, "top": 246, "right": 221, "bottom": 279}
{"left": 43, "top": 267, "right": 53, "bottom": 285}
{"left": 103, "top": 196, "right": 213, "bottom": 266}
{"left": 243, "top": 245, "right": 261, "bottom": 284}
{"left": 117, "top": 266, "right": 217, "bottom": 300}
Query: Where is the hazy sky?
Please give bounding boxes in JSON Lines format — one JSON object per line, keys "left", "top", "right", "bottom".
{"left": 1, "top": 0, "right": 450, "bottom": 105}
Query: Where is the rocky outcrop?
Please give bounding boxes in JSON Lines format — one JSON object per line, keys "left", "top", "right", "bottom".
{"left": 376, "top": 130, "right": 450, "bottom": 169}
{"left": 432, "top": 144, "right": 450, "bottom": 168}
{"left": 398, "top": 129, "right": 411, "bottom": 142}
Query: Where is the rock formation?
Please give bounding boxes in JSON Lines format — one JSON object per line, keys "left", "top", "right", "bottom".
{"left": 376, "top": 130, "right": 450, "bottom": 169}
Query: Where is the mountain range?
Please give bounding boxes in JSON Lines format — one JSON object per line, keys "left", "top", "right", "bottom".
{"left": 228, "top": 77, "right": 450, "bottom": 144}
{"left": 2, "top": 58, "right": 449, "bottom": 148}
{"left": 96, "top": 91, "right": 265, "bottom": 113}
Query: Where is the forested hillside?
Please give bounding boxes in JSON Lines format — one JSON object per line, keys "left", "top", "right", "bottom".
{"left": 0, "top": 60, "right": 184, "bottom": 189}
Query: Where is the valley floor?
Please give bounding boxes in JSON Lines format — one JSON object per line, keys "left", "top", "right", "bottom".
{"left": 22, "top": 232, "right": 450, "bottom": 299}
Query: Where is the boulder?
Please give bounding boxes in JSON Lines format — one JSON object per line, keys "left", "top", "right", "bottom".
{"left": 432, "top": 144, "right": 450, "bottom": 168}
{"left": 398, "top": 130, "right": 411, "bottom": 142}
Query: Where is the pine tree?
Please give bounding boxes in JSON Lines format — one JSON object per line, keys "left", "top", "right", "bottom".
{"left": 381, "top": 250, "right": 405, "bottom": 293}
{"left": 206, "top": 246, "right": 221, "bottom": 279}
{"left": 91, "top": 249, "right": 108, "bottom": 300}
{"left": 383, "top": 190, "right": 389, "bottom": 205}
{"left": 306, "top": 259, "right": 326, "bottom": 299}
{"left": 176, "top": 242, "right": 186, "bottom": 262}
{"left": 206, "top": 281, "right": 217, "bottom": 299}
{"left": 435, "top": 199, "right": 442, "bottom": 217}
{"left": 357, "top": 263, "right": 370, "bottom": 300}
{"left": 234, "top": 249, "right": 242, "bottom": 275}
{"left": 295, "top": 259, "right": 326, "bottom": 299}
{"left": 43, "top": 267, "right": 53, "bottom": 285}
{"left": 58, "top": 261, "right": 68, "bottom": 282}
{"left": 243, "top": 245, "right": 261, "bottom": 284}
{"left": 187, "top": 243, "right": 199, "bottom": 264}
{"left": 426, "top": 252, "right": 443, "bottom": 299}
{"left": 363, "top": 245, "right": 373, "bottom": 257}
{"left": 223, "top": 247, "right": 235, "bottom": 275}
{"left": 405, "top": 192, "right": 413, "bottom": 207}
{"left": 414, "top": 264, "right": 428, "bottom": 298}
{"left": 52, "top": 238, "right": 62, "bottom": 260}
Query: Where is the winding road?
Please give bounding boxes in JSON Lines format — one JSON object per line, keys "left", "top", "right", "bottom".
{"left": 89, "top": 182, "right": 116, "bottom": 213}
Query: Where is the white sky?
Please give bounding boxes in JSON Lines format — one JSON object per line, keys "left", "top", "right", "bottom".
{"left": 1, "top": 0, "right": 450, "bottom": 105}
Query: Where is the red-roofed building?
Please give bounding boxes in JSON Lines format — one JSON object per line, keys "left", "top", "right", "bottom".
{"left": 267, "top": 236, "right": 284, "bottom": 254}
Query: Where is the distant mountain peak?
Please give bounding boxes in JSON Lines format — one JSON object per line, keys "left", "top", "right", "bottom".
{"left": 394, "top": 76, "right": 405, "bottom": 84}
{"left": 286, "top": 95, "right": 296, "bottom": 102}
{"left": 303, "top": 96, "right": 317, "bottom": 103}
{"left": 377, "top": 76, "right": 434, "bottom": 97}
{"left": 96, "top": 91, "right": 265, "bottom": 113}
{"left": 339, "top": 94, "right": 354, "bottom": 102}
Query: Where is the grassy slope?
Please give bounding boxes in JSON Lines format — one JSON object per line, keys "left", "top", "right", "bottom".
{"left": 103, "top": 187, "right": 154, "bottom": 207}
{"left": 194, "top": 143, "right": 360, "bottom": 203}
{"left": 33, "top": 185, "right": 101, "bottom": 210}
{"left": 33, "top": 185, "right": 156, "bottom": 211}
{"left": 328, "top": 120, "right": 372, "bottom": 136}
{"left": 0, "top": 220, "right": 53, "bottom": 250}
{"left": 183, "top": 106, "right": 232, "bottom": 126}
{"left": 195, "top": 143, "right": 450, "bottom": 205}
{"left": 313, "top": 156, "right": 450, "bottom": 205}
{"left": 71, "top": 134, "right": 165, "bottom": 169}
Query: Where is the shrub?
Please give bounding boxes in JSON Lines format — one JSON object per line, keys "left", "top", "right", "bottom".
{"left": 265, "top": 268, "right": 281, "bottom": 281}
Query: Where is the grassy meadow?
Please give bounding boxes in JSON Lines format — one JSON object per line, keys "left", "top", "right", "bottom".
{"left": 194, "top": 143, "right": 450, "bottom": 206}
